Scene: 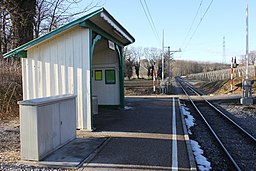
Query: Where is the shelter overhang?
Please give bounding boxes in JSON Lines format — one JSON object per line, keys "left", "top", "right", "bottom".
{"left": 100, "top": 12, "right": 134, "bottom": 43}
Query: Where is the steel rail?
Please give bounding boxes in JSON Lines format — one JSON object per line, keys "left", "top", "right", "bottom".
{"left": 181, "top": 78, "right": 256, "bottom": 142}
{"left": 176, "top": 77, "right": 241, "bottom": 171}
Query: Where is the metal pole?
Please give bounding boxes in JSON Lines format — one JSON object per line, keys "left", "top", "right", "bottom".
{"left": 246, "top": 0, "right": 249, "bottom": 79}
{"left": 161, "top": 31, "right": 165, "bottom": 93}
{"left": 241, "top": 0, "right": 253, "bottom": 105}
{"left": 161, "top": 31, "right": 164, "bottom": 83}
{"left": 153, "top": 63, "right": 156, "bottom": 93}
{"left": 230, "top": 57, "right": 233, "bottom": 93}
{"left": 168, "top": 46, "right": 170, "bottom": 82}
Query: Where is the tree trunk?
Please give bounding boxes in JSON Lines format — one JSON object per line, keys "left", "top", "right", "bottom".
{"left": 5, "top": 0, "right": 36, "bottom": 47}
{"left": 2, "top": 11, "right": 8, "bottom": 54}
{"left": 0, "top": 11, "right": 2, "bottom": 57}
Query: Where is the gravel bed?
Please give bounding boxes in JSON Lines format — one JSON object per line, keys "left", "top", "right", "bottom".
{"left": 196, "top": 101, "right": 255, "bottom": 169}
{"left": 0, "top": 118, "right": 72, "bottom": 171}
{"left": 219, "top": 102, "right": 256, "bottom": 138}
{"left": 183, "top": 100, "right": 256, "bottom": 170}
{"left": 182, "top": 100, "right": 233, "bottom": 170}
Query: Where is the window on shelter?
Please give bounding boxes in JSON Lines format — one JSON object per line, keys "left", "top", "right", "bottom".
{"left": 95, "top": 70, "right": 102, "bottom": 81}
{"left": 105, "top": 69, "right": 115, "bottom": 84}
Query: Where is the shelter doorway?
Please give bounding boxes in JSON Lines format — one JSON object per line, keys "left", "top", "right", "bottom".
{"left": 92, "top": 38, "right": 120, "bottom": 106}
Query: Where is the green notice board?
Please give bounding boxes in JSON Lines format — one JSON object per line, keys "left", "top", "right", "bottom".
{"left": 95, "top": 70, "right": 102, "bottom": 81}
{"left": 105, "top": 69, "right": 115, "bottom": 84}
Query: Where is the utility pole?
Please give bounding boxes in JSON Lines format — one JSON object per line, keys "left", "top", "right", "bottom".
{"left": 167, "top": 47, "right": 182, "bottom": 81}
{"left": 167, "top": 46, "right": 171, "bottom": 82}
{"left": 165, "top": 46, "right": 181, "bottom": 93}
{"left": 160, "top": 31, "right": 181, "bottom": 94}
{"left": 161, "top": 30, "right": 165, "bottom": 93}
{"left": 241, "top": 0, "right": 253, "bottom": 105}
{"left": 245, "top": 0, "right": 249, "bottom": 80}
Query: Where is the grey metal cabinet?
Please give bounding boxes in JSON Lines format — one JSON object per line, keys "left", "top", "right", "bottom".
{"left": 18, "top": 94, "right": 77, "bottom": 161}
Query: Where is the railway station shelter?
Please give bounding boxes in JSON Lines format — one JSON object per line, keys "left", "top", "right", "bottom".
{"left": 3, "top": 8, "right": 135, "bottom": 131}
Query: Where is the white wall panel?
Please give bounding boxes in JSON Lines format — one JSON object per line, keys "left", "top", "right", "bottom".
{"left": 21, "top": 58, "right": 27, "bottom": 100}
{"left": 24, "top": 26, "right": 91, "bottom": 130}
{"left": 45, "top": 62, "right": 51, "bottom": 96}
{"left": 38, "top": 60, "right": 43, "bottom": 98}
{"left": 86, "top": 70, "right": 91, "bottom": 130}
{"left": 50, "top": 39, "right": 58, "bottom": 96}
{"left": 76, "top": 68, "right": 83, "bottom": 128}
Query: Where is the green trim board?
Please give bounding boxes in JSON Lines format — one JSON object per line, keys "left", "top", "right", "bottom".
{"left": 17, "top": 50, "right": 27, "bottom": 58}
{"left": 89, "top": 29, "right": 94, "bottom": 130}
{"left": 116, "top": 45, "right": 125, "bottom": 108}
{"left": 91, "top": 34, "right": 102, "bottom": 55}
{"left": 3, "top": 8, "right": 135, "bottom": 58}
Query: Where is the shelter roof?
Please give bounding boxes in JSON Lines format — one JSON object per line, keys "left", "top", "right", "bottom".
{"left": 4, "top": 8, "right": 135, "bottom": 58}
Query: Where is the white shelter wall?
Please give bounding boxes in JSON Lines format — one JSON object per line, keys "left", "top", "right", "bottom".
{"left": 21, "top": 26, "right": 91, "bottom": 130}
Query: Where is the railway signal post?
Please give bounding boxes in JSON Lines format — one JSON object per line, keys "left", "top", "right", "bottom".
{"left": 241, "top": 0, "right": 253, "bottom": 105}
{"left": 153, "top": 63, "right": 157, "bottom": 93}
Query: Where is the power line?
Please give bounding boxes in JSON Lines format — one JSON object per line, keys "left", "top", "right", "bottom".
{"left": 183, "top": 0, "right": 214, "bottom": 51}
{"left": 143, "top": 0, "right": 160, "bottom": 41}
{"left": 181, "top": 0, "right": 204, "bottom": 49}
{"left": 139, "top": 0, "right": 160, "bottom": 43}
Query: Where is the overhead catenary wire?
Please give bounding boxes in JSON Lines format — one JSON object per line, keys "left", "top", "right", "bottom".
{"left": 181, "top": 0, "right": 204, "bottom": 49}
{"left": 183, "top": 0, "right": 214, "bottom": 52}
{"left": 143, "top": 0, "right": 160, "bottom": 42}
{"left": 139, "top": 0, "right": 160, "bottom": 43}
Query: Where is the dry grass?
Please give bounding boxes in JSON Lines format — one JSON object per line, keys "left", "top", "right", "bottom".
{"left": 0, "top": 59, "right": 22, "bottom": 119}
{"left": 124, "top": 78, "right": 158, "bottom": 95}
{"left": 193, "top": 76, "right": 256, "bottom": 95}
{"left": 215, "top": 76, "right": 256, "bottom": 95}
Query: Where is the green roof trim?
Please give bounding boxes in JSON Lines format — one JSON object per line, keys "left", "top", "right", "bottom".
{"left": 80, "top": 20, "right": 124, "bottom": 47}
{"left": 3, "top": 8, "right": 134, "bottom": 58}
{"left": 17, "top": 50, "right": 27, "bottom": 58}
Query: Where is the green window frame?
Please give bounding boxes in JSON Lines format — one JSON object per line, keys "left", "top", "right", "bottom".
{"left": 105, "top": 69, "right": 116, "bottom": 84}
{"left": 95, "top": 70, "right": 102, "bottom": 81}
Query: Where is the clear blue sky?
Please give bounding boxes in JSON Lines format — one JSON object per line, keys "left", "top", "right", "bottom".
{"left": 82, "top": 0, "right": 256, "bottom": 63}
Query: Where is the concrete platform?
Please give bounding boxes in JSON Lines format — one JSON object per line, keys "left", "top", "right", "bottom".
{"left": 79, "top": 97, "right": 196, "bottom": 170}
{"left": 21, "top": 138, "right": 108, "bottom": 168}
{"left": 21, "top": 97, "right": 197, "bottom": 170}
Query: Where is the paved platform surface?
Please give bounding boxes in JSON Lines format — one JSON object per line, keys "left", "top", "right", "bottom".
{"left": 26, "top": 97, "right": 196, "bottom": 170}
{"left": 78, "top": 97, "right": 196, "bottom": 170}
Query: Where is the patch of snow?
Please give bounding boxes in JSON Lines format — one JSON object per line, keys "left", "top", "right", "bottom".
{"left": 190, "top": 140, "right": 212, "bottom": 171}
{"left": 181, "top": 104, "right": 195, "bottom": 134}
{"left": 124, "top": 106, "right": 133, "bottom": 110}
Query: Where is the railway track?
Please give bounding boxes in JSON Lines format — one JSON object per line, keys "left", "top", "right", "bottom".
{"left": 176, "top": 77, "right": 256, "bottom": 170}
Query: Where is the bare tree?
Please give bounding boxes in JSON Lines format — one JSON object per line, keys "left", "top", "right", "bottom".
{"left": 249, "top": 51, "right": 256, "bottom": 65}
{"left": 144, "top": 47, "right": 161, "bottom": 63}
{"left": 130, "top": 47, "right": 143, "bottom": 79}
{"left": 0, "top": 1, "right": 16, "bottom": 58}
{"left": 134, "top": 61, "right": 140, "bottom": 79}
{"left": 123, "top": 47, "right": 134, "bottom": 80}
{"left": 34, "top": 0, "right": 102, "bottom": 38}
{"left": 3, "top": 0, "right": 36, "bottom": 47}
{"left": 239, "top": 51, "right": 256, "bottom": 66}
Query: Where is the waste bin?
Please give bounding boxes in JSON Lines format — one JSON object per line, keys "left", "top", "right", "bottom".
{"left": 92, "top": 96, "right": 98, "bottom": 115}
